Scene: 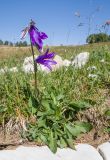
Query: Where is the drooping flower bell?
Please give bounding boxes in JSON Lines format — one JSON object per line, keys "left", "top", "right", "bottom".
{"left": 35, "top": 48, "right": 57, "bottom": 70}
{"left": 21, "top": 20, "right": 48, "bottom": 51}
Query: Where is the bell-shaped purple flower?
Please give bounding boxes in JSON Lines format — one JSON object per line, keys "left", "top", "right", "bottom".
{"left": 29, "top": 25, "right": 48, "bottom": 51}
{"left": 35, "top": 49, "right": 57, "bottom": 70}
{"left": 21, "top": 20, "right": 48, "bottom": 51}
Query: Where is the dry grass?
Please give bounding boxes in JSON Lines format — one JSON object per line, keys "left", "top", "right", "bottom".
{"left": 0, "top": 46, "right": 31, "bottom": 60}
{"left": 0, "top": 42, "right": 110, "bottom": 60}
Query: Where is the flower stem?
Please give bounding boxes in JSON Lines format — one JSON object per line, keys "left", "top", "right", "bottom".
{"left": 30, "top": 41, "right": 38, "bottom": 97}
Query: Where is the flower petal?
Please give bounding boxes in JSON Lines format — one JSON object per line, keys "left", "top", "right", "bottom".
{"left": 37, "top": 59, "right": 57, "bottom": 70}
{"left": 22, "top": 21, "right": 48, "bottom": 52}
{"left": 35, "top": 48, "right": 57, "bottom": 71}
{"left": 45, "top": 52, "right": 55, "bottom": 59}
{"left": 44, "top": 60, "right": 57, "bottom": 65}
{"left": 43, "top": 49, "right": 55, "bottom": 59}
{"left": 44, "top": 60, "right": 57, "bottom": 70}
{"left": 29, "top": 25, "right": 43, "bottom": 50}
{"left": 21, "top": 27, "right": 29, "bottom": 39}
{"left": 40, "top": 32, "right": 48, "bottom": 39}
{"left": 44, "top": 63, "right": 52, "bottom": 70}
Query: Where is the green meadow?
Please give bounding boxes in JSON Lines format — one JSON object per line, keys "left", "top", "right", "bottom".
{"left": 0, "top": 43, "right": 110, "bottom": 152}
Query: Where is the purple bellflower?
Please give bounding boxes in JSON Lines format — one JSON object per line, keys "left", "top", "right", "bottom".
{"left": 21, "top": 20, "right": 48, "bottom": 51}
{"left": 35, "top": 48, "right": 57, "bottom": 70}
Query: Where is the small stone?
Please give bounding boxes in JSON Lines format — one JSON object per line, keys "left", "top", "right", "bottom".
{"left": 0, "top": 67, "right": 8, "bottom": 74}
{"left": 100, "top": 59, "right": 105, "bottom": 63}
{"left": 88, "top": 74, "right": 98, "bottom": 78}
{"left": 72, "top": 52, "right": 89, "bottom": 68}
{"left": 52, "top": 55, "right": 64, "bottom": 70}
{"left": 87, "top": 66, "right": 97, "bottom": 70}
{"left": 22, "top": 56, "right": 35, "bottom": 73}
{"left": 0, "top": 144, "right": 105, "bottom": 160}
{"left": 22, "top": 63, "right": 34, "bottom": 73}
{"left": 98, "top": 141, "right": 110, "bottom": 160}
{"left": 9, "top": 67, "right": 18, "bottom": 72}
{"left": 56, "top": 144, "right": 103, "bottom": 160}
{"left": 0, "top": 150, "right": 19, "bottom": 160}
{"left": 16, "top": 146, "right": 61, "bottom": 160}
{"left": 63, "top": 59, "right": 71, "bottom": 67}
{"left": 0, "top": 67, "right": 18, "bottom": 74}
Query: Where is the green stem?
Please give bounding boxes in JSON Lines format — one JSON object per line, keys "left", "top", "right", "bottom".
{"left": 30, "top": 42, "right": 38, "bottom": 97}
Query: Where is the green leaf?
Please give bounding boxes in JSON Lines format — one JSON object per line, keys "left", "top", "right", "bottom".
{"left": 75, "top": 122, "right": 92, "bottom": 132}
{"left": 69, "top": 100, "right": 90, "bottom": 110}
{"left": 59, "top": 137, "right": 67, "bottom": 148}
{"left": 106, "top": 127, "right": 110, "bottom": 133}
{"left": 28, "top": 96, "right": 38, "bottom": 114}
{"left": 37, "top": 119, "right": 46, "bottom": 128}
{"left": 57, "top": 94, "right": 64, "bottom": 101}
{"left": 48, "top": 131, "right": 57, "bottom": 153}
{"left": 37, "top": 111, "right": 44, "bottom": 117}
{"left": 51, "top": 92, "right": 57, "bottom": 105}
{"left": 0, "top": 105, "right": 7, "bottom": 113}
{"left": 105, "top": 110, "right": 110, "bottom": 116}
{"left": 66, "top": 139, "right": 75, "bottom": 149}
{"left": 41, "top": 100, "right": 50, "bottom": 111}
{"left": 37, "top": 109, "right": 54, "bottom": 117}
{"left": 83, "top": 99, "right": 96, "bottom": 105}
{"left": 66, "top": 124, "right": 81, "bottom": 137}
{"left": 28, "top": 96, "right": 38, "bottom": 108}
{"left": 40, "top": 134, "right": 48, "bottom": 144}
{"left": 28, "top": 127, "right": 38, "bottom": 140}
{"left": 65, "top": 122, "right": 92, "bottom": 137}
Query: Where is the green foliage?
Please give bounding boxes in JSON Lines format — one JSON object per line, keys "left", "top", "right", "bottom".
{"left": 4, "top": 40, "right": 9, "bottom": 45}
{"left": 26, "top": 94, "right": 92, "bottom": 152}
{"left": 105, "top": 110, "right": 110, "bottom": 116}
{"left": 0, "top": 39, "right": 28, "bottom": 47}
{"left": 15, "top": 41, "right": 28, "bottom": 47}
{"left": 0, "top": 39, "right": 3, "bottom": 45}
{"left": 86, "top": 33, "right": 110, "bottom": 44}
{"left": 0, "top": 45, "right": 110, "bottom": 152}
